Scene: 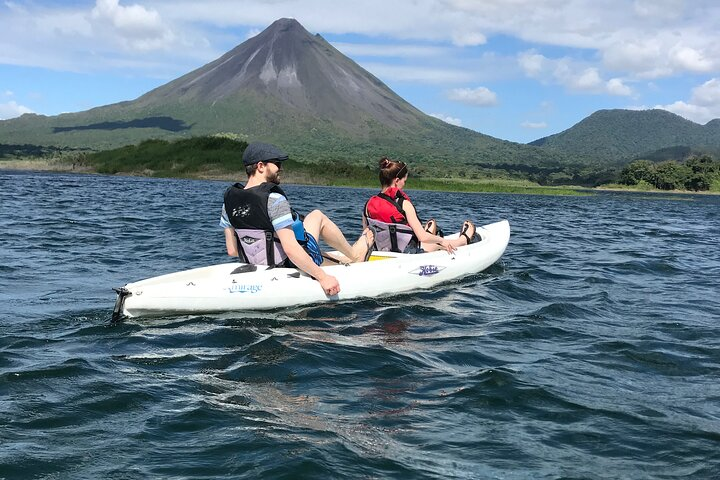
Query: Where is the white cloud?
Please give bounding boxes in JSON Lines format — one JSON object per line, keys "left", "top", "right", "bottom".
{"left": 430, "top": 113, "right": 463, "bottom": 126}
{"left": 521, "top": 121, "right": 547, "bottom": 129}
{"left": 90, "top": 0, "right": 175, "bottom": 51}
{"left": 149, "top": 0, "right": 720, "bottom": 82}
{"left": 606, "top": 78, "right": 632, "bottom": 96}
{"left": 691, "top": 78, "right": 720, "bottom": 106}
{"left": 669, "top": 45, "right": 714, "bottom": 72}
{"left": 633, "top": 0, "right": 686, "bottom": 20}
{"left": 602, "top": 34, "right": 720, "bottom": 79}
{"left": 519, "top": 51, "right": 632, "bottom": 96}
{"left": 245, "top": 28, "right": 262, "bottom": 40}
{"left": 657, "top": 101, "right": 713, "bottom": 123}
{"left": 518, "top": 52, "right": 545, "bottom": 76}
{"left": 360, "top": 63, "right": 475, "bottom": 84}
{"left": 447, "top": 86, "right": 498, "bottom": 106}
{"left": 602, "top": 39, "right": 668, "bottom": 78}
{"left": 569, "top": 68, "right": 603, "bottom": 90}
{"left": 656, "top": 78, "right": 720, "bottom": 124}
{"left": 1, "top": 0, "right": 720, "bottom": 81}
{"left": 1, "top": 0, "right": 718, "bottom": 85}
{"left": 332, "top": 42, "right": 448, "bottom": 58}
{"left": 451, "top": 30, "right": 486, "bottom": 47}
{"left": 0, "top": 100, "right": 34, "bottom": 120}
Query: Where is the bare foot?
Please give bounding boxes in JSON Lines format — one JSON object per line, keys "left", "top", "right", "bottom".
{"left": 351, "top": 228, "right": 374, "bottom": 262}
{"left": 424, "top": 218, "right": 437, "bottom": 235}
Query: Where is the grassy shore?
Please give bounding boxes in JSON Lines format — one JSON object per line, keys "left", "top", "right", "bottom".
{"left": 594, "top": 182, "right": 720, "bottom": 195}
{"left": 0, "top": 157, "right": 95, "bottom": 173}
{"left": 0, "top": 156, "right": 588, "bottom": 196}
{"left": 8, "top": 155, "right": 714, "bottom": 196}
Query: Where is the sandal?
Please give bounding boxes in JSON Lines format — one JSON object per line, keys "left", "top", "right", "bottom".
{"left": 424, "top": 218, "right": 437, "bottom": 235}
{"left": 361, "top": 227, "right": 375, "bottom": 262}
{"left": 460, "top": 220, "right": 476, "bottom": 245}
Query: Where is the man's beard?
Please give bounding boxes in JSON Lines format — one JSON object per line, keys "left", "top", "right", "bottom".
{"left": 267, "top": 170, "right": 281, "bottom": 185}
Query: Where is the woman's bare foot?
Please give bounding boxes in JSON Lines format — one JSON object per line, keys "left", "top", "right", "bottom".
{"left": 460, "top": 220, "right": 476, "bottom": 245}
{"left": 351, "top": 228, "right": 375, "bottom": 262}
{"left": 424, "top": 218, "right": 437, "bottom": 235}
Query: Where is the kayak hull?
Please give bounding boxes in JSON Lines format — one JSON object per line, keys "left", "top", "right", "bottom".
{"left": 115, "top": 219, "right": 510, "bottom": 318}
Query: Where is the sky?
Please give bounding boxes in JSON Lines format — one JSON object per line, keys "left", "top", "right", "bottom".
{"left": 2, "top": 0, "right": 720, "bottom": 144}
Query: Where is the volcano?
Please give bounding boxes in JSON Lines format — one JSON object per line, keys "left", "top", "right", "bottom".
{"left": 0, "top": 18, "right": 571, "bottom": 168}
{"left": 137, "top": 18, "right": 425, "bottom": 128}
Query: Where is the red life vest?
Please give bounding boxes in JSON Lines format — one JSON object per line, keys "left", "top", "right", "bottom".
{"left": 364, "top": 188, "right": 419, "bottom": 253}
{"left": 365, "top": 187, "right": 411, "bottom": 224}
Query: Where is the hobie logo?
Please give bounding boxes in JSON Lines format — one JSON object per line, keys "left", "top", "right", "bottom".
{"left": 228, "top": 283, "right": 263, "bottom": 294}
{"left": 409, "top": 265, "right": 445, "bottom": 276}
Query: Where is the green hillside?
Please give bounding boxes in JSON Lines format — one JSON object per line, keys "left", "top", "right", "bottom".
{"left": 530, "top": 109, "right": 720, "bottom": 162}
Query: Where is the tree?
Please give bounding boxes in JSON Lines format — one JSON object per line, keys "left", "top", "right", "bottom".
{"left": 620, "top": 160, "right": 654, "bottom": 185}
{"left": 653, "top": 161, "right": 691, "bottom": 190}
{"left": 684, "top": 154, "right": 720, "bottom": 191}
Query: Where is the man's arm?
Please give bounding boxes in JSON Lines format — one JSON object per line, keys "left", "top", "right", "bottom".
{"left": 224, "top": 227, "right": 239, "bottom": 256}
{"left": 275, "top": 228, "right": 340, "bottom": 296}
{"left": 220, "top": 204, "right": 240, "bottom": 256}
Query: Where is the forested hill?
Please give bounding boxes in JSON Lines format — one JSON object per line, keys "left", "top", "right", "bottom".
{"left": 530, "top": 109, "right": 720, "bottom": 163}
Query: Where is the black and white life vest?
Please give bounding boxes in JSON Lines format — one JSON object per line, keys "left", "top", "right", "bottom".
{"left": 224, "top": 182, "right": 290, "bottom": 266}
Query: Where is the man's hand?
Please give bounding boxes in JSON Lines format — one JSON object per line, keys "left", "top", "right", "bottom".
{"left": 276, "top": 228, "right": 341, "bottom": 295}
{"left": 318, "top": 274, "right": 340, "bottom": 296}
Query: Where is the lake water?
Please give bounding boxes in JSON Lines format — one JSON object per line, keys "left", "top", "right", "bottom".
{"left": 1, "top": 170, "right": 719, "bottom": 479}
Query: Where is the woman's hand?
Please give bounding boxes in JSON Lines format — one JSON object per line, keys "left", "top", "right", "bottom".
{"left": 440, "top": 239, "right": 456, "bottom": 254}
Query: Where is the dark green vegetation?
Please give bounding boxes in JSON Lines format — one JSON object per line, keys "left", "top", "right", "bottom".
{"left": 531, "top": 109, "right": 720, "bottom": 163}
{"left": 86, "top": 136, "right": 246, "bottom": 176}
{"left": 82, "top": 135, "right": 584, "bottom": 195}
{"left": 617, "top": 155, "right": 720, "bottom": 192}
{"left": 0, "top": 142, "right": 84, "bottom": 158}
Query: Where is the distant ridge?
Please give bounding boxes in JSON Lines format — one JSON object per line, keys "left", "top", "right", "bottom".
{"left": 530, "top": 109, "right": 720, "bottom": 162}
{"left": 1, "top": 18, "right": 576, "bottom": 171}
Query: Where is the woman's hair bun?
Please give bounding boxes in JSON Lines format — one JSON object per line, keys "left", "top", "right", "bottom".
{"left": 379, "top": 156, "right": 392, "bottom": 169}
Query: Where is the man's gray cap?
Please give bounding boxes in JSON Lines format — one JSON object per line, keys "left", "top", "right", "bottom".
{"left": 242, "top": 142, "right": 289, "bottom": 166}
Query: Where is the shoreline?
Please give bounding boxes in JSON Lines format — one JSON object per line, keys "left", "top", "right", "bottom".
{"left": 0, "top": 158, "right": 95, "bottom": 173}
{"left": 0, "top": 160, "right": 583, "bottom": 195}
{"left": 4, "top": 158, "right": 715, "bottom": 196}
{"left": 591, "top": 186, "right": 720, "bottom": 196}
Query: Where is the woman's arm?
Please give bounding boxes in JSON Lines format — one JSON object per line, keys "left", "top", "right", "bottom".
{"left": 403, "top": 201, "right": 455, "bottom": 252}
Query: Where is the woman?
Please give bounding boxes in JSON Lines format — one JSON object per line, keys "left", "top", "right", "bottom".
{"left": 363, "top": 156, "right": 477, "bottom": 254}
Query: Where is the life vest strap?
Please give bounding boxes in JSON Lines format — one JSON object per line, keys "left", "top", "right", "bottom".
{"left": 265, "top": 231, "right": 275, "bottom": 266}
{"left": 388, "top": 224, "right": 399, "bottom": 252}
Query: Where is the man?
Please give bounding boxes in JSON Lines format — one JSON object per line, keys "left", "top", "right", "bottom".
{"left": 220, "top": 142, "right": 373, "bottom": 296}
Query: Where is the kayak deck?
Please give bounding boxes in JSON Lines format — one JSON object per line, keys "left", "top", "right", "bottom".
{"left": 114, "top": 219, "right": 510, "bottom": 318}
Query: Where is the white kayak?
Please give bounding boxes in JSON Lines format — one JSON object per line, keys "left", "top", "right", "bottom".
{"left": 113, "top": 219, "right": 510, "bottom": 319}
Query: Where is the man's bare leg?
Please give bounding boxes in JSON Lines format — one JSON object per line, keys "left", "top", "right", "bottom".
{"left": 303, "top": 210, "right": 373, "bottom": 262}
